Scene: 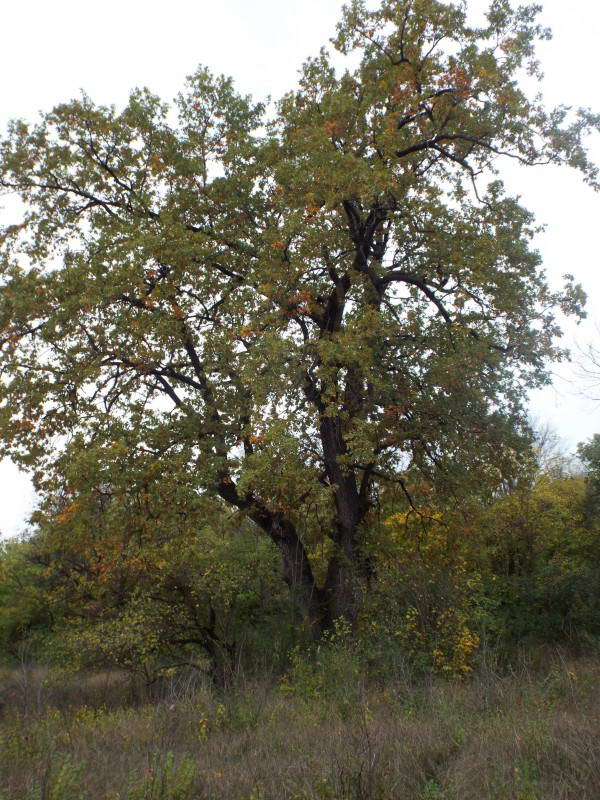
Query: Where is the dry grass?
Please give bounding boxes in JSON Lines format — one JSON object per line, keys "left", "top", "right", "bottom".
{"left": 2, "top": 654, "right": 600, "bottom": 799}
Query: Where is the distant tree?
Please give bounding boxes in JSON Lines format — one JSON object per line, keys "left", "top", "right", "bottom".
{"left": 0, "top": 0, "right": 596, "bottom": 631}
{"left": 0, "top": 537, "right": 51, "bottom": 660}
{"left": 579, "top": 332, "right": 600, "bottom": 401}
{"left": 578, "top": 434, "right": 600, "bottom": 522}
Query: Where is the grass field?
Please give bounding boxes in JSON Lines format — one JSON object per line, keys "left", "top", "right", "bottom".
{"left": 2, "top": 651, "right": 600, "bottom": 799}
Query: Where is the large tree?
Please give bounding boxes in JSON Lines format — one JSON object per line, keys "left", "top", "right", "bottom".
{"left": 0, "top": 0, "right": 596, "bottom": 631}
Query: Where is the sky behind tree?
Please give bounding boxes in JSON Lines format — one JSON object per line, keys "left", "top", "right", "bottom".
{"left": 1, "top": 0, "right": 599, "bottom": 537}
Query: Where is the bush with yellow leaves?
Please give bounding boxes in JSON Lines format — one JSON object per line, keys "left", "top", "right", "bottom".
{"left": 361, "top": 509, "right": 483, "bottom": 678}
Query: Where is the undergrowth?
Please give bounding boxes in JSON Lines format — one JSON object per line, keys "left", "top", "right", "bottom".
{"left": 2, "top": 649, "right": 600, "bottom": 799}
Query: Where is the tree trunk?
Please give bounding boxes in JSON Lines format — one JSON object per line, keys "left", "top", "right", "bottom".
{"left": 319, "top": 416, "right": 370, "bottom": 630}
{"left": 322, "top": 543, "right": 359, "bottom": 630}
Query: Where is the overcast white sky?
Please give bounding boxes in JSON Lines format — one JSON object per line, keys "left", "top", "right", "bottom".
{"left": 1, "top": 0, "right": 599, "bottom": 538}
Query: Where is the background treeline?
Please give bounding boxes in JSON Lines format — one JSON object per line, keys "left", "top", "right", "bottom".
{"left": 3, "top": 430, "right": 600, "bottom": 685}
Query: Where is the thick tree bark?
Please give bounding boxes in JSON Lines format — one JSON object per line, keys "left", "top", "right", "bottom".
{"left": 322, "top": 544, "right": 359, "bottom": 629}
{"left": 319, "top": 416, "right": 370, "bottom": 629}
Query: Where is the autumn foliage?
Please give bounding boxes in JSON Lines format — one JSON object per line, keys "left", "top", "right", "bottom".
{"left": 0, "top": 0, "right": 599, "bottom": 690}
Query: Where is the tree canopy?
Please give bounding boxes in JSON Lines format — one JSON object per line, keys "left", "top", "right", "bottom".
{"left": 0, "top": 0, "right": 597, "bottom": 630}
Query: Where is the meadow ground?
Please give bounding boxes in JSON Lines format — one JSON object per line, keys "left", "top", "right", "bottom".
{"left": 2, "top": 650, "right": 600, "bottom": 799}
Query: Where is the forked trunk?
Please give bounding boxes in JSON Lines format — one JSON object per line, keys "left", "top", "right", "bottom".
{"left": 246, "top": 454, "right": 369, "bottom": 637}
